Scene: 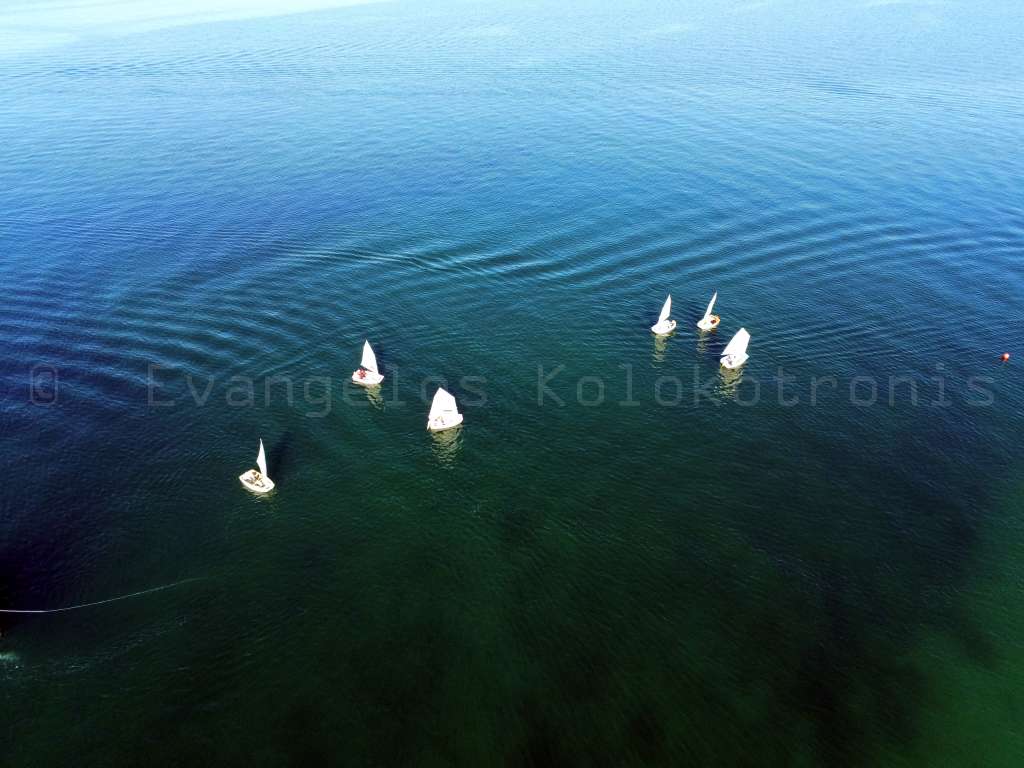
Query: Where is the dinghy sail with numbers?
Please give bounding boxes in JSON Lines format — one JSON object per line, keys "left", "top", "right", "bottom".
{"left": 720, "top": 327, "right": 750, "bottom": 370}
{"left": 696, "top": 291, "right": 720, "bottom": 331}
{"left": 427, "top": 387, "right": 463, "bottom": 432}
{"left": 352, "top": 340, "right": 384, "bottom": 387}
{"left": 239, "top": 438, "right": 275, "bottom": 493}
{"left": 650, "top": 295, "right": 677, "bottom": 335}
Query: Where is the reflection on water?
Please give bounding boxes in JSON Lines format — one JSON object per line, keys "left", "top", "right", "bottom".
{"left": 716, "top": 365, "right": 744, "bottom": 399}
{"left": 362, "top": 384, "right": 384, "bottom": 410}
{"left": 652, "top": 333, "right": 670, "bottom": 364}
{"left": 0, "top": 0, "right": 387, "bottom": 55}
{"left": 429, "top": 426, "right": 463, "bottom": 466}
{"left": 346, "top": 381, "right": 386, "bottom": 409}
{"left": 695, "top": 329, "right": 714, "bottom": 357}
{"left": 0, "top": 652, "right": 22, "bottom": 669}
{"left": 249, "top": 489, "right": 277, "bottom": 506}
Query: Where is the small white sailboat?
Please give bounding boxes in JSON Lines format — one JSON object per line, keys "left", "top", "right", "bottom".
{"left": 696, "top": 291, "right": 720, "bottom": 331}
{"left": 239, "top": 438, "right": 275, "bottom": 493}
{"left": 352, "top": 340, "right": 385, "bottom": 387}
{"left": 427, "top": 387, "right": 463, "bottom": 432}
{"left": 650, "top": 295, "right": 677, "bottom": 335}
{"left": 720, "top": 328, "right": 751, "bottom": 370}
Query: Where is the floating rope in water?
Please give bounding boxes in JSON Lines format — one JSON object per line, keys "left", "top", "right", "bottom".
{"left": 0, "top": 578, "right": 204, "bottom": 614}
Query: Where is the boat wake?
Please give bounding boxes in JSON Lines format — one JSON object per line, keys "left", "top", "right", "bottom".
{"left": 0, "top": 578, "right": 204, "bottom": 615}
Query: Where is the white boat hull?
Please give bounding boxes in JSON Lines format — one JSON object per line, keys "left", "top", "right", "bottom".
{"left": 650, "top": 319, "right": 677, "bottom": 336}
{"left": 697, "top": 315, "right": 720, "bottom": 331}
{"left": 239, "top": 469, "right": 275, "bottom": 494}
{"left": 427, "top": 413, "right": 464, "bottom": 433}
{"left": 351, "top": 369, "right": 384, "bottom": 387}
{"left": 720, "top": 352, "right": 749, "bottom": 370}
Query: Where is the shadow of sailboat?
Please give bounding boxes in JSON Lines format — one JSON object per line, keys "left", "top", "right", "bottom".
{"left": 264, "top": 432, "right": 294, "bottom": 483}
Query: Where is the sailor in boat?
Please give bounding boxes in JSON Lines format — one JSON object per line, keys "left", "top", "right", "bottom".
{"left": 650, "top": 294, "right": 676, "bottom": 336}
{"left": 241, "top": 467, "right": 274, "bottom": 493}
{"left": 719, "top": 327, "right": 750, "bottom": 370}
{"left": 352, "top": 341, "right": 384, "bottom": 387}
{"left": 240, "top": 438, "right": 275, "bottom": 492}
{"left": 427, "top": 387, "right": 463, "bottom": 432}
{"left": 697, "top": 292, "right": 720, "bottom": 331}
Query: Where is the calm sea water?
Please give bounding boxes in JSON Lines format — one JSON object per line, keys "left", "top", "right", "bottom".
{"left": 2, "top": 1, "right": 1023, "bottom": 765}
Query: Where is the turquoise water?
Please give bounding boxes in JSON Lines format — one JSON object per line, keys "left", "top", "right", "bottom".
{"left": 2, "top": 1, "right": 1024, "bottom": 765}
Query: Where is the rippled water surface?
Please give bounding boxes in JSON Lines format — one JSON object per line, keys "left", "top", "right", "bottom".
{"left": 2, "top": 1, "right": 1024, "bottom": 765}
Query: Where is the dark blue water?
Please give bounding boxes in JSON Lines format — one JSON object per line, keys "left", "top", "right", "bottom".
{"left": 2, "top": 1, "right": 1023, "bottom": 765}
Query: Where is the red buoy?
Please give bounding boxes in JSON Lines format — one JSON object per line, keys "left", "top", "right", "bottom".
{"left": 1002, "top": 353, "right": 1011, "bottom": 362}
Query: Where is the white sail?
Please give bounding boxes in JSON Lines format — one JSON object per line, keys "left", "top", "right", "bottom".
{"left": 360, "top": 340, "right": 378, "bottom": 374}
{"left": 722, "top": 328, "right": 750, "bottom": 358}
{"left": 702, "top": 292, "right": 718, "bottom": 321}
{"left": 428, "top": 388, "right": 459, "bottom": 422}
{"left": 658, "top": 295, "right": 672, "bottom": 323}
{"left": 256, "top": 439, "right": 268, "bottom": 478}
